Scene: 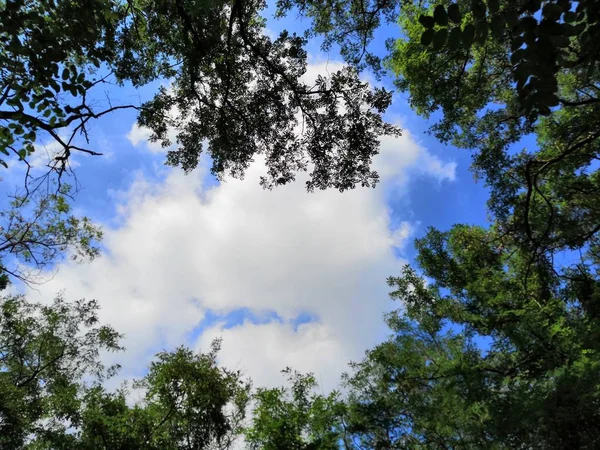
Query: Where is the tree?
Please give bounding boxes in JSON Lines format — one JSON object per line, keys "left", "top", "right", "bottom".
{"left": 70, "top": 341, "right": 251, "bottom": 450}
{"left": 279, "top": 0, "right": 600, "bottom": 250}
{"left": 0, "top": 293, "right": 122, "bottom": 449}
{"left": 1, "top": 0, "right": 398, "bottom": 192}
{"left": 0, "top": 183, "right": 102, "bottom": 288}
{"left": 0, "top": 292, "right": 251, "bottom": 450}
{"left": 245, "top": 368, "right": 347, "bottom": 450}
{"left": 343, "top": 225, "right": 600, "bottom": 448}
{"left": 269, "top": 2, "right": 600, "bottom": 446}
{"left": 389, "top": 0, "right": 600, "bottom": 263}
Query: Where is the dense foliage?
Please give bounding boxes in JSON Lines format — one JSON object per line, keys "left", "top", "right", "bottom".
{"left": 1, "top": 0, "right": 397, "bottom": 191}
{"left": 0, "top": 294, "right": 251, "bottom": 450}
{"left": 0, "top": 295, "right": 121, "bottom": 448}
{"left": 246, "top": 369, "right": 345, "bottom": 450}
{"left": 282, "top": 0, "right": 600, "bottom": 447}
{"left": 3, "top": 0, "right": 600, "bottom": 448}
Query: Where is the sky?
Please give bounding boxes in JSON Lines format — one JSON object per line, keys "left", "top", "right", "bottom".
{"left": 4, "top": 9, "right": 491, "bottom": 394}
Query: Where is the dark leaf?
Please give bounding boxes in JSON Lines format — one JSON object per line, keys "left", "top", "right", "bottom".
{"left": 434, "top": 5, "right": 448, "bottom": 26}
{"left": 419, "top": 15, "right": 436, "bottom": 29}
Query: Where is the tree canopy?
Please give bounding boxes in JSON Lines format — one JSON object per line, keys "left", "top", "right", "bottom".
{"left": 1, "top": 0, "right": 398, "bottom": 192}
{"left": 3, "top": 0, "right": 600, "bottom": 448}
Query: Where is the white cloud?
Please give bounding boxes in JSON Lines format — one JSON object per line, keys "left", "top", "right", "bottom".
{"left": 27, "top": 60, "right": 456, "bottom": 393}
{"left": 127, "top": 122, "right": 176, "bottom": 154}
{"left": 27, "top": 128, "right": 453, "bottom": 394}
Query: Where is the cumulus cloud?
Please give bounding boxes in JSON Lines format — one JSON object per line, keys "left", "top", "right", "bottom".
{"left": 27, "top": 59, "right": 456, "bottom": 392}
{"left": 28, "top": 127, "right": 453, "bottom": 395}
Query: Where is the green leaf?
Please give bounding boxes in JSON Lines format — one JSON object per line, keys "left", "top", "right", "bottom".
{"left": 475, "top": 21, "right": 488, "bottom": 45}
{"left": 540, "top": 93, "right": 559, "bottom": 107}
{"left": 488, "top": 0, "right": 500, "bottom": 14}
{"left": 490, "top": 14, "right": 506, "bottom": 38}
{"left": 434, "top": 5, "right": 448, "bottom": 26}
{"left": 542, "top": 3, "right": 562, "bottom": 21}
{"left": 521, "top": 16, "right": 537, "bottom": 32}
{"left": 471, "top": 0, "right": 486, "bottom": 20}
{"left": 511, "top": 49, "right": 526, "bottom": 65}
{"left": 524, "top": 0, "right": 541, "bottom": 13}
{"left": 563, "top": 11, "right": 576, "bottom": 23}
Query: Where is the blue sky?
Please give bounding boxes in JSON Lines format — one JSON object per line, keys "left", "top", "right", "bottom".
{"left": 9, "top": 7, "right": 492, "bottom": 391}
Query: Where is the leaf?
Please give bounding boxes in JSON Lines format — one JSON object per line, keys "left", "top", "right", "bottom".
{"left": 434, "top": 5, "right": 448, "bottom": 26}
{"left": 488, "top": 0, "right": 500, "bottom": 14}
{"left": 540, "top": 93, "right": 559, "bottom": 107}
{"left": 448, "top": 4, "right": 462, "bottom": 24}
{"left": 475, "top": 21, "right": 488, "bottom": 45}
{"left": 520, "top": 16, "right": 537, "bottom": 32}
{"left": 542, "top": 3, "right": 562, "bottom": 21}
{"left": 471, "top": 0, "right": 486, "bottom": 20}
{"left": 563, "top": 11, "right": 576, "bottom": 23}
{"left": 514, "top": 63, "right": 530, "bottom": 90}
{"left": 524, "top": 0, "right": 541, "bottom": 13}
{"left": 511, "top": 49, "right": 526, "bottom": 65}
{"left": 433, "top": 28, "right": 449, "bottom": 50}
{"left": 490, "top": 14, "right": 506, "bottom": 38}
{"left": 419, "top": 15, "right": 436, "bottom": 29}
{"left": 462, "top": 24, "right": 475, "bottom": 48}
{"left": 421, "top": 29, "right": 435, "bottom": 46}
{"left": 448, "top": 27, "right": 462, "bottom": 50}
{"left": 62, "top": 68, "right": 69, "bottom": 80}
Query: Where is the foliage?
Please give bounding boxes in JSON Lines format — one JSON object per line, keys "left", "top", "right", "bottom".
{"left": 1, "top": 0, "right": 398, "bottom": 192}
{"left": 0, "top": 0, "right": 131, "bottom": 173}
{"left": 0, "top": 294, "right": 250, "bottom": 450}
{"left": 68, "top": 342, "right": 251, "bottom": 450}
{"left": 278, "top": 0, "right": 600, "bottom": 254}
{"left": 344, "top": 225, "right": 600, "bottom": 448}
{"left": 0, "top": 183, "right": 102, "bottom": 288}
{"left": 272, "top": 3, "right": 600, "bottom": 446}
{"left": 0, "top": 294, "right": 122, "bottom": 449}
{"left": 388, "top": 0, "right": 600, "bottom": 267}
{"left": 245, "top": 368, "right": 346, "bottom": 450}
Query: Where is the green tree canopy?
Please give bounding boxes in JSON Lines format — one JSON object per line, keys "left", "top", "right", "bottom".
{"left": 0, "top": 294, "right": 122, "bottom": 448}
{"left": 69, "top": 342, "right": 251, "bottom": 450}
{"left": 245, "top": 369, "right": 346, "bottom": 450}
{"left": 0, "top": 293, "right": 251, "bottom": 450}
{"left": 284, "top": 0, "right": 600, "bottom": 256}
{"left": 274, "top": 1, "right": 600, "bottom": 448}
{"left": 344, "top": 224, "right": 600, "bottom": 448}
